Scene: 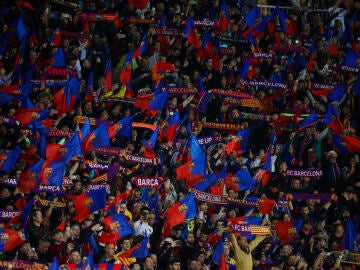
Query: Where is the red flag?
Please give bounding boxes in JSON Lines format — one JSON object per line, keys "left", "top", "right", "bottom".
{"left": 0, "top": 228, "right": 24, "bottom": 252}
{"left": 128, "top": 0, "right": 149, "bottom": 8}
{"left": 163, "top": 201, "right": 187, "bottom": 237}
{"left": 258, "top": 199, "right": 275, "bottom": 214}
{"left": 53, "top": 87, "right": 77, "bottom": 113}
{"left": 343, "top": 136, "right": 360, "bottom": 152}
{"left": 274, "top": 221, "right": 296, "bottom": 243}
{"left": 329, "top": 117, "right": 344, "bottom": 135}
{"left": 73, "top": 194, "right": 92, "bottom": 223}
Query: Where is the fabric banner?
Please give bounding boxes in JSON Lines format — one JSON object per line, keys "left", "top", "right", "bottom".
{"left": 231, "top": 111, "right": 267, "bottom": 121}
{"left": 0, "top": 117, "right": 19, "bottom": 126}
{"left": 125, "top": 154, "right": 161, "bottom": 166}
{"left": 192, "top": 189, "right": 228, "bottom": 204}
{"left": 202, "top": 122, "right": 242, "bottom": 130}
{"left": 335, "top": 64, "right": 359, "bottom": 73}
{"left": 210, "top": 89, "right": 254, "bottom": 99}
{"left": 197, "top": 135, "right": 222, "bottom": 146}
{"left": 38, "top": 199, "right": 66, "bottom": 208}
{"left": 64, "top": 263, "right": 125, "bottom": 269}
{"left": 286, "top": 170, "right": 323, "bottom": 177}
{"left": 151, "top": 27, "right": 179, "bottom": 36}
{"left": 2, "top": 178, "right": 17, "bottom": 187}
{"left": 218, "top": 36, "right": 250, "bottom": 46}
{"left": 272, "top": 44, "right": 304, "bottom": 52}
{"left": 164, "top": 86, "right": 198, "bottom": 95}
{"left": 48, "top": 129, "right": 71, "bottom": 137}
{"left": 52, "top": 0, "right": 80, "bottom": 8}
{"left": 94, "top": 147, "right": 125, "bottom": 156}
{"left": 230, "top": 223, "right": 271, "bottom": 235}
{"left": 62, "top": 177, "right": 73, "bottom": 187}
{"left": 30, "top": 79, "right": 68, "bottom": 87}
{"left": 86, "top": 184, "right": 110, "bottom": 194}
{"left": 241, "top": 80, "right": 288, "bottom": 89}
{"left": 224, "top": 98, "right": 262, "bottom": 108}
{"left": 75, "top": 116, "right": 109, "bottom": 126}
{"left": 194, "top": 19, "right": 215, "bottom": 26}
{"left": 84, "top": 160, "right": 110, "bottom": 171}
{"left": 246, "top": 53, "right": 275, "bottom": 59}
{"left": 0, "top": 210, "right": 19, "bottom": 221}
{"left": 311, "top": 82, "right": 338, "bottom": 90}
{"left": 0, "top": 260, "right": 46, "bottom": 270}
{"left": 124, "top": 18, "right": 155, "bottom": 24}
{"left": 221, "top": 47, "right": 236, "bottom": 55}
{"left": 132, "top": 177, "right": 163, "bottom": 188}
{"left": 288, "top": 193, "right": 331, "bottom": 201}
{"left": 37, "top": 185, "right": 64, "bottom": 194}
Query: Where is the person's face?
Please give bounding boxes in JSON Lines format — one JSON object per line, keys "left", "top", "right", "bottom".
{"left": 301, "top": 207, "right": 309, "bottom": 217}
{"left": 170, "top": 262, "right": 181, "bottom": 270}
{"left": 34, "top": 211, "right": 43, "bottom": 224}
{"left": 238, "top": 236, "right": 248, "bottom": 247}
{"left": 151, "top": 254, "right": 157, "bottom": 265}
{"left": 328, "top": 152, "right": 337, "bottom": 163}
{"left": 144, "top": 257, "right": 154, "bottom": 269}
{"left": 121, "top": 240, "right": 131, "bottom": 251}
{"left": 224, "top": 244, "right": 230, "bottom": 256}
{"left": 130, "top": 263, "right": 141, "bottom": 270}
{"left": 70, "top": 225, "right": 80, "bottom": 238}
{"left": 186, "top": 233, "right": 195, "bottom": 245}
{"left": 69, "top": 251, "right": 82, "bottom": 264}
{"left": 147, "top": 214, "right": 156, "bottom": 226}
{"left": 105, "top": 244, "right": 116, "bottom": 256}
{"left": 38, "top": 242, "right": 50, "bottom": 254}
{"left": 53, "top": 231, "right": 64, "bottom": 242}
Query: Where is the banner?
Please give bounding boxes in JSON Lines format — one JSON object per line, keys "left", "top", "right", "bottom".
{"left": 247, "top": 53, "right": 275, "bottom": 59}
{"left": 311, "top": 82, "right": 338, "bottom": 90}
{"left": 151, "top": 27, "right": 179, "bottom": 36}
{"left": 224, "top": 98, "right": 262, "bottom": 108}
{"left": 192, "top": 189, "right": 228, "bottom": 204}
{"left": 218, "top": 36, "right": 250, "bottom": 46}
{"left": 62, "top": 177, "right": 73, "bottom": 187}
{"left": 124, "top": 18, "right": 155, "bottom": 24}
{"left": 197, "top": 135, "right": 222, "bottom": 146}
{"left": 84, "top": 160, "right": 110, "bottom": 171}
{"left": 164, "top": 86, "right": 198, "bottom": 95}
{"left": 86, "top": 184, "right": 110, "bottom": 193}
{"left": 37, "top": 185, "right": 64, "bottom": 194}
{"left": 0, "top": 117, "right": 19, "bottom": 126}
{"left": 241, "top": 80, "right": 288, "bottom": 89}
{"left": 125, "top": 154, "right": 161, "bottom": 166}
{"left": 0, "top": 210, "right": 19, "bottom": 221}
{"left": 288, "top": 193, "right": 331, "bottom": 201}
{"left": 194, "top": 19, "right": 215, "bottom": 26}
{"left": 94, "top": 147, "right": 125, "bottom": 156}
{"left": 0, "top": 260, "right": 46, "bottom": 270}
{"left": 221, "top": 47, "right": 236, "bottom": 55}
{"left": 202, "top": 122, "right": 242, "bottom": 130}
{"left": 231, "top": 111, "right": 267, "bottom": 121}
{"left": 38, "top": 199, "right": 66, "bottom": 208}
{"left": 30, "top": 79, "right": 68, "bottom": 87}
{"left": 335, "top": 64, "right": 359, "bottom": 74}
{"left": 210, "top": 89, "right": 254, "bottom": 99}
{"left": 2, "top": 178, "right": 17, "bottom": 187}
{"left": 132, "top": 177, "right": 163, "bottom": 188}
{"left": 48, "top": 129, "right": 71, "bottom": 137}
{"left": 286, "top": 170, "right": 323, "bottom": 177}
{"left": 272, "top": 44, "right": 304, "bottom": 53}
{"left": 230, "top": 223, "right": 271, "bottom": 235}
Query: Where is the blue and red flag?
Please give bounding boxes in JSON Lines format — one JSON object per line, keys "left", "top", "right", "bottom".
{"left": 108, "top": 115, "right": 134, "bottom": 138}
{"left": 119, "top": 50, "right": 133, "bottom": 86}
{"left": 129, "top": 236, "right": 150, "bottom": 258}
{"left": 6, "top": 197, "right": 35, "bottom": 228}
{"left": 327, "top": 85, "right": 348, "bottom": 102}
{"left": 52, "top": 47, "right": 66, "bottom": 68}
{"left": 217, "top": 0, "right": 231, "bottom": 33}
{"left": 49, "top": 27, "right": 62, "bottom": 47}
{"left": 226, "top": 168, "right": 256, "bottom": 191}
{"left": 134, "top": 90, "right": 169, "bottom": 112}
{"left": 0, "top": 228, "right": 24, "bottom": 252}
{"left": 102, "top": 213, "right": 133, "bottom": 240}
{"left": 15, "top": 15, "right": 28, "bottom": 41}
{"left": 74, "top": 188, "right": 107, "bottom": 223}
{"left": 299, "top": 110, "right": 318, "bottom": 130}
{"left": 151, "top": 62, "right": 177, "bottom": 83}
{"left": 244, "top": 5, "right": 260, "bottom": 28}
{"left": 197, "top": 75, "right": 211, "bottom": 114}
{"left": 104, "top": 58, "right": 112, "bottom": 93}
{"left": 306, "top": 41, "right": 315, "bottom": 71}
{"left": 0, "top": 92, "right": 14, "bottom": 106}
{"left": 0, "top": 147, "right": 21, "bottom": 172}
{"left": 17, "top": 160, "right": 44, "bottom": 194}
{"left": 198, "top": 30, "right": 213, "bottom": 60}
{"left": 184, "top": 16, "right": 200, "bottom": 48}
{"left": 62, "top": 132, "right": 82, "bottom": 163}
{"left": 15, "top": 108, "right": 49, "bottom": 127}
{"left": 82, "top": 123, "right": 110, "bottom": 152}
{"left": 324, "top": 103, "right": 344, "bottom": 135}
{"left": 133, "top": 32, "right": 148, "bottom": 58}
{"left": 194, "top": 173, "right": 218, "bottom": 192}
{"left": 53, "top": 78, "right": 81, "bottom": 113}
{"left": 343, "top": 218, "right": 357, "bottom": 250}
{"left": 82, "top": 250, "right": 94, "bottom": 270}
{"left": 143, "top": 126, "right": 159, "bottom": 158}
{"left": 225, "top": 128, "right": 250, "bottom": 155}
{"left": 40, "top": 160, "right": 65, "bottom": 187}
{"left": 212, "top": 239, "right": 227, "bottom": 270}
{"left": 342, "top": 136, "right": 360, "bottom": 152}
{"left": 167, "top": 111, "right": 180, "bottom": 142}
{"left": 49, "top": 257, "right": 60, "bottom": 270}
{"left": 344, "top": 49, "right": 360, "bottom": 68}
{"left": 79, "top": 118, "right": 91, "bottom": 142}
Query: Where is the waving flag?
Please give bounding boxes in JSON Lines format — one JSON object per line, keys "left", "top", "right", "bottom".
{"left": 344, "top": 49, "right": 360, "bottom": 67}
{"left": 134, "top": 90, "right": 169, "bottom": 112}
{"left": 0, "top": 92, "right": 14, "bottom": 106}
{"left": 133, "top": 32, "right": 148, "bottom": 58}
{"left": 184, "top": 16, "right": 200, "bottom": 48}
{"left": 108, "top": 115, "right": 134, "bottom": 138}
{"left": 104, "top": 58, "right": 112, "bottom": 93}
{"left": 274, "top": 221, "right": 296, "bottom": 243}
{"left": 102, "top": 213, "right": 133, "bottom": 240}
{"left": 151, "top": 62, "right": 177, "bottom": 83}
{"left": 143, "top": 126, "right": 159, "bottom": 158}
{"left": 6, "top": 197, "right": 35, "bottom": 228}
{"left": 53, "top": 47, "right": 66, "bottom": 68}
{"left": 306, "top": 41, "right": 315, "bottom": 72}
{"left": 217, "top": 0, "right": 231, "bottom": 33}
{"left": 15, "top": 108, "right": 49, "bottom": 127}
{"left": 244, "top": 5, "right": 260, "bottom": 27}
{"left": 53, "top": 78, "right": 81, "bottom": 113}
{"left": 15, "top": 15, "right": 28, "bottom": 41}
{"left": 49, "top": 257, "right": 60, "bottom": 270}
{"left": 167, "top": 111, "right": 180, "bottom": 142}
{"left": 225, "top": 128, "right": 250, "bottom": 155}
{"left": 198, "top": 30, "right": 213, "bottom": 60}
{"left": 49, "top": 27, "right": 62, "bottom": 47}
{"left": 194, "top": 173, "right": 218, "bottom": 192}
{"left": 226, "top": 168, "right": 256, "bottom": 191}
{"left": 128, "top": 0, "right": 149, "bottom": 8}
{"left": 0, "top": 228, "right": 24, "bottom": 252}
{"left": 119, "top": 50, "right": 133, "bottom": 86}
{"left": 128, "top": 236, "right": 150, "bottom": 258}
{"left": 62, "top": 132, "right": 82, "bottom": 163}
{"left": 212, "top": 239, "right": 227, "bottom": 270}
{"left": 17, "top": 160, "right": 44, "bottom": 194}
{"left": 343, "top": 218, "right": 357, "bottom": 250}
{"left": 0, "top": 147, "right": 21, "bottom": 172}
{"left": 82, "top": 123, "right": 110, "bottom": 152}
{"left": 82, "top": 250, "right": 94, "bottom": 270}
{"left": 327, "top": 85, "right": 348, "bottom": 102}
{"left": 74, "top": 189, "right": 107, "bottom": 223}
{"left": 163, "top": 201, "right": 189, "bottom": 237}
{"left": 299, "top": 111, "right": 318, "bottom": 130}
{"left": 324, "top": 103, "right": 344, "bottom": 135}
{"left": 40, "top": 161, "right": 65, "bottom": 186}
{"left": 180, "top": 193, "right": 197, "bottom": 220}
{"left": 79, "top": 118, "right": 91, "bottom": 142}
{"left": 343, "top": 136, "right": 360, "bottom": 152}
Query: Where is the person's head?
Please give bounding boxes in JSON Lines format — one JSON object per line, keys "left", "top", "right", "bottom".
{"left": 121, "top": 238, "right": 131, "bottom": 251}
{"left": 37, "top": 238, "right": 50, "bottom": 254}
{"left": 279, "top": 244, "right": 293, "bottom": 256}
{"left": 68, "top": 249, "right": 82, "bottom": 264}
{"left": 185, "top": 233, "right": 195, "bottom": 246}
{"left": 223, "top": 242, "right": 231, "bottom": 256}
{"left": 105, "top": 243, "right": 116, "bottom": 257}
{"left": 142, "top": 256, "right": 154, "bottom": 270}
{"left": 171, "top": 225, "right": 183, "bottom": 237}
{"left": 129, "top": 262, "right": 141, "bottom": 270}
{"left": 140, "top": 206, "right": 150, "bottom": 222}
{"left": 53, "top": 230, "right": 64, "bottom": 242}
{"left": 237, "top": 235, "right": 249, "bottom": 249}
{"left": 169, "top": 257, "right": 181, "bottom": 270}
{"left": 147, "top": 213, "right": 156, "bottom": 226}
{"left": 32, "top": 209, "right": 43, "bottom": 225}
{"left": 327, "top": 150, "right": 338, "bottom": 164}
{"left": 187, "top": 258, "right": 200, "bottom": 270}
{"left": 70, "top": 223, "right": 81, "bottom": 238}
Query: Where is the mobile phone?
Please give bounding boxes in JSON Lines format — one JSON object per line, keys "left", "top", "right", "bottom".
{"left": 199, "top": 211, "right": 204, "bottom": 219}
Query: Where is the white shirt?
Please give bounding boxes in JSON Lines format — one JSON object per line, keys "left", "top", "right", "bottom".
{"left": 133, "top": 220, "right": 153, "bottom": 237}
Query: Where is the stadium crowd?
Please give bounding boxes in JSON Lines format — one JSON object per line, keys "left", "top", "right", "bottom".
{"left": 0, "top": 0, "right": 360, "bottom": 269}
